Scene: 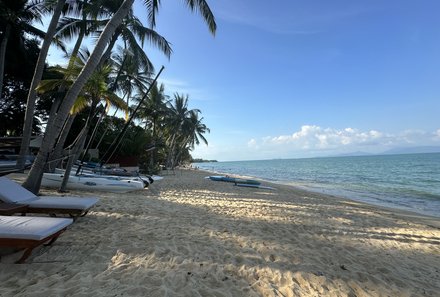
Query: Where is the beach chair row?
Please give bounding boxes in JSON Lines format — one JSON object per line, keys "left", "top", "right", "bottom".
{"left": 0, "top": 177, "right": 98, "bottom": 263}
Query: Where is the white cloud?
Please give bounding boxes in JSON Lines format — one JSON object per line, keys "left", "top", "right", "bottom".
{"left": 435, "top": 129, "right": 440, "bottom": 139}
{"left": 193, "top": 125, "right": 440, "bottom": 161}
{"left": 247, "top": 139, "right": 258, "bottom": 148}
{"left": 158, "top": 78, "right": 210, "bottom": 102}
{"left": 262, "top": 125, "right": 388, "bottom": 150}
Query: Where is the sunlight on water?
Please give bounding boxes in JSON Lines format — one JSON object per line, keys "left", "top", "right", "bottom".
{"left": 195, "top": 153, "right": 440, "bottom": 217}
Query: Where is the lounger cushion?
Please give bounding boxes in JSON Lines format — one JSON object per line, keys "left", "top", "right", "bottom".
{"left": 27, "top": 196, "right": 98, "bottom": 210}
{"left": 0, "top": 177, "right": 98, "bottom": 211}
{"left": 0, "top": 216, "right": 73, "bottom": 241}
{"left": 0, "top": 177, "right": 38, "bottom": 203}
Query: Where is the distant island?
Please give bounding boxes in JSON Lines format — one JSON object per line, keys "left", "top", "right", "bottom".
{"left": 332, "top": 146, "right": 440, "bottom": 158}
{"left": 192, "top": 158, "right": 218, "bottom": 163}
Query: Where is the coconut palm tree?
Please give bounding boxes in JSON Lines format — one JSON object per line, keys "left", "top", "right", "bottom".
{"left": 110, "top": 45, "right": 153, "bottom": 101}
{"left": 163, "top": 93, "right": 201, "bottom": 168}
{"left": 134, "top": 82, "right": 169, "bottom": 170}
{"left": 37, "top": 49, "right": 128, "bottom": 191}
{"left": 16, "top": 0, "right": 68, "bottom": 170}
{"left": 90, "top": 45, "right": 153, "bottom": 152}
{"left": 24, "top": 0, "right": 216, "bottom": 193}
{"left": 100, "top": 8, "right": 171, "bottom": 69}
{"left": 55, "top": 0, "right": 119, "bottom": 68}
{"left": 0, "top": 0, "right": 46, "bottom": 99}
{"left": 183, "top": 110, "right": 209, "bottom": 150}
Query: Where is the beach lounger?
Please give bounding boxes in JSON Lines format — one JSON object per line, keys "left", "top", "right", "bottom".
{"left": 0, "top": 216, "right": 73, "bottom": 263}
{"left": 0, "top": 177, "right": 98, "bottom": 218}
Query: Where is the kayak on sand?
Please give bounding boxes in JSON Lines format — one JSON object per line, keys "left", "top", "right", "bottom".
{"left": 207, "top": 175, "right": 261, "bottom": 185}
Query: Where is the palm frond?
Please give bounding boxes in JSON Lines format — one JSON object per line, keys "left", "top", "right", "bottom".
{"left": 36, "top": 79, "right": 65, "bottom": 93}
{"left": 185, "top": 0, "right": 216, "bottom": 35}
{"left": 143, "top": 0, "right": 161, "bottom": 28}
{"left": 70, "top": 95, "right": 89, "bottom": 114}
{"left": 128, "top": 19, "right": 172, "bottom": 58}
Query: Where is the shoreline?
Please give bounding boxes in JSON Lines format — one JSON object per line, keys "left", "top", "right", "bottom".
{"left": 200, "top": 168, "right": 440, "bottom": 229}
{"left": 1, "top": 169, "right": 439, "bottom": 296}
{"left": 199, "top": 167, "right": 440, "bottom": 221}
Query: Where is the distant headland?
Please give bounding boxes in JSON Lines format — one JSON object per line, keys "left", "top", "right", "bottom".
{"left": 192, "top": 158, "right": 218, "bottom": 163}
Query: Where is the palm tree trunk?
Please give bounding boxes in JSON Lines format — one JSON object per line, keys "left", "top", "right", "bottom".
{"left": 16, "top": 0, "right": 67, "bottom": 171}
{"left": 48, "top": 113, "right": 76, "bottom": 172}
{"left": 60, "top": 98, "right": 99, "bottom": 191}
{"left": 0, "top": 24, "right": 11, "bottom": 101}
{"left": 68, "top": 13, "right": 87, "bottom": 69}
{"left": 46, "top": 23, "right": 87, "bottom": 171}
{"left": 78, "top": 105, "right": 106, "bottom": 168}
{"left": 59, "top": 105, "right": 95, "bottom": 192}
{"left": 23, "top": 0, "right": 135, "bottom": 194}
{"left": 59, "top": 124, "right": 88, "bottom": 192}
{"left": 99, "top": 28, "right": 121, "bottom": 66}
{"left": 149, "top": 119, "right": 157, "bottom": 171}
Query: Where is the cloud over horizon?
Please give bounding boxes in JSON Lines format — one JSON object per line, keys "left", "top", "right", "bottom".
{"left": 193, "top": 125, "right": 440, "bottom": 162}
{"left": 247, "top": 125, "right": 440, "bottom": 155}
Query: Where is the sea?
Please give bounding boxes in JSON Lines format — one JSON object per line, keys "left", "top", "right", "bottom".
{"left": 193, "top": 153, "right": 440, "bottom": 218}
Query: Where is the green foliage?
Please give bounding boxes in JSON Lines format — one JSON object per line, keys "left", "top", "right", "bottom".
{"left": 93, "top": 116, "right": 152, "bottom": 158}
{"left": 0, "top": 39, "right": 48, "bottom": 136}
{"left": 1, "top": 0, "right": 215, "bottom": 172}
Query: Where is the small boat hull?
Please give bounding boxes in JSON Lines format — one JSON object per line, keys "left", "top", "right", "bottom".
{"left": 42, "top": 173, "right": 145, "bottom": 193}
{"left": 208, "top": 175, "right": 261, "bottom": 185}
{"left": 235, "top": 183, "right": 275, "bottom": 190}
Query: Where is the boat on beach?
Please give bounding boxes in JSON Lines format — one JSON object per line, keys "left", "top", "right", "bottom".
{"left": 208, "top": 175, "right": 261, "bottom": 185}
{"left": 41, "top": 172, "right": 145, "bottom": 193}
{"left": 234, "top": 183, "right": 275, "bottom": 190}
{"left": 72, "top": 163, "right": 164, "bottom": 184}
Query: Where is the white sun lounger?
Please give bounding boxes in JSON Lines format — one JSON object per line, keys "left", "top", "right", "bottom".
{"left": 0, "top": 177, "right": 98, "bottom": 218}
{"left": 0, "top": 216, "right": 73, "bottom": 263}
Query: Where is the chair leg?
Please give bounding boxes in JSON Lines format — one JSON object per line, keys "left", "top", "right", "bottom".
{"left": 15, "top": 248, "right": 34, "bottom": 264}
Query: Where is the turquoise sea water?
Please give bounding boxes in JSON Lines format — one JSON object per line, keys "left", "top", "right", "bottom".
{"left": 194, "top": 153, "right": 440, "bottom": 218}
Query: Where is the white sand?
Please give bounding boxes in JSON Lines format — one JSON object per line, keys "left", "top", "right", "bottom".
{"left": 1, "top": 169, "right": 439, "bottom": 296}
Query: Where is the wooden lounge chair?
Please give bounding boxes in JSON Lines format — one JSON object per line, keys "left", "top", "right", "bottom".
{"left": 0, "top": 177, "right": 98, "bottom": 219}
{"left": 0, "top": 216, "right": 73, "bottom": 263}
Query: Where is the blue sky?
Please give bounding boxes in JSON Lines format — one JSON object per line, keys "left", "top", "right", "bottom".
{"left": 46, "top": 0, "right": 440, "bottom": 161}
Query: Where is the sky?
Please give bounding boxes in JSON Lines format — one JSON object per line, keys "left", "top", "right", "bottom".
{"left": 45, "top": 0, "right": 440, "bottom": 161}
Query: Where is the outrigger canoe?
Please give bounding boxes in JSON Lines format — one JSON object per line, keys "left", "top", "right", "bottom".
{"left": 208, "top": 175, "right": 261, "bottom": 185}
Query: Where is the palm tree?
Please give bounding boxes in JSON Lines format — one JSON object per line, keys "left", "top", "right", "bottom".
{"left": 110, "top": 45, "right": 153, "bottom": 102}
{"left": 99, "top": 7, "right": 171, "bottom": 69}
{"left": 16, "top": 0, "right": 68, "bottom": 170}
{"left": 90, "top": 46, "right": 153, "bottom": 153}
{"left": 55, "top": 0, "right": 112, "bottom": 67}
{"left": 135, "top": 83, "right": 168, "bottom": 170}
{"left": 37, "top": 49, "right": 128, "bottom": 191}
{"left": 24, "top": 0, "right": 216, "bottom": 193}
{"left": 0, "top": 0, "right": 46, "bottom": 99}
{"left": 183, "top": 110, "right": 210, "bottom": 150}
{"left": 163, "top": 93, "right": 196, "bottom": 168}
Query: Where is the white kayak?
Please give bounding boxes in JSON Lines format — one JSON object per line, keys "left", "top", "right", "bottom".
{"left": 42, "top": 172, "right": 145, "bottom": 193}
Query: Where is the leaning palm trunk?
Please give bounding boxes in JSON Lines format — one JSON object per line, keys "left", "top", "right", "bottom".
{"left": 0, "top": 25, "right": 11, "bottom": 100}
{"left": 60, "top": 99, "right": 98, "bottom": 191}
{"left": 47, "top": 114, "right": 76, "bottom": 172}
{"left": 16, "top": 0, "right": 67, "bottom": 171}
{"left": 59, "top": 122, "right": 88, "bottom": 191}
{"left": 23, "top": 0, "right": 135, "bottom": 194}
{"left": 99, "top": 28, "right": 121, "bottom": 66}
{"left": 46, "top": 30, "right": 87, "bottom": 172}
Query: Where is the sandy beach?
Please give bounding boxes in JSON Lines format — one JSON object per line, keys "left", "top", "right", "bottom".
{"left": 1, "top": 169, "right": 439, "bottom": 296}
